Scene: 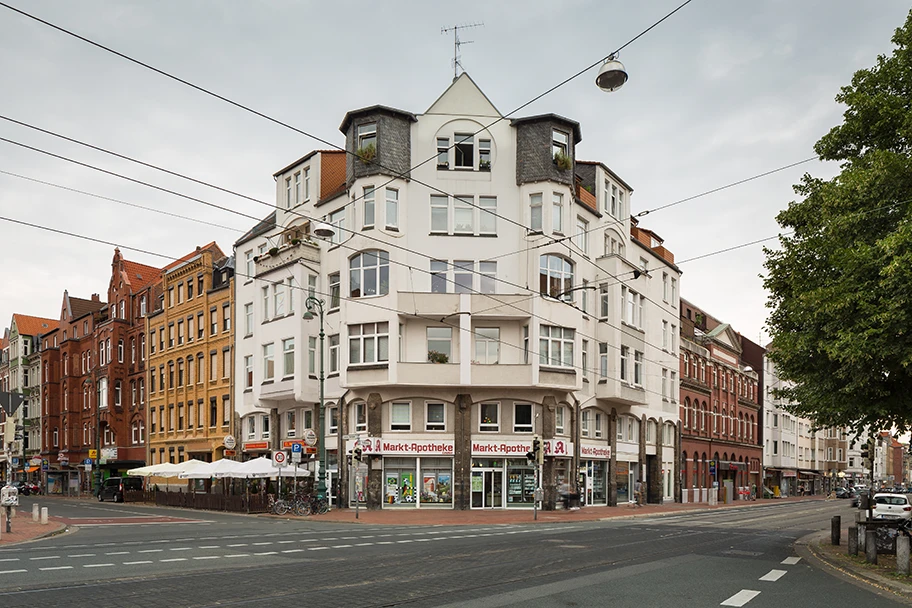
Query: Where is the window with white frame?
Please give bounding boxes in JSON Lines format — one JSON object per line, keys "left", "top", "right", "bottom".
{"left": 427, "top": 327, "right": 452, "bottom": 360}
{"left": 431, "top": 260, "right": 448, "bottom": 293}
{"left": 663, "top": 320, "right": 669, "bottom": 350}
{"left": 426, "top": 402, "right": 445, "bottom": 431}
{"left": 582, "top": 339, "right": 589, "bottom": 380}
{"left": 304, "top": 167, "right": 311, "bottom": 201}
{"left": 348, "top": 322, "right": 389, "bottom": 365}
{"left": 263, "top": 343, "right": 275, "bottom": 380}
{"left": 480, "top": 403, "right": 499, "bottom": 432}
{"left": 595, "top": 412, "right": 603, "bottom": 438}
{"left": 328, "top": 406, "right": 338, "bottom": 433}
{"left": 453, "top": 260, "right": 473, "bottom": 293}
{"left": 244, "top": 303, "right": 253, "bottom": 335}
{"left": 329, "top": 335, "right": 340, "bottom": 373}
{"left": 436, "top": 137, "right": 449, "bottom": 167}
{"left": 350, "top": 250, "right": 389, "bottom": 298}
{"left": 244, "top": 355, "right": 253, "bottom": 388}
{"left": 454, "top": 133, "right": 473, "bottom": 168}
{"left": 308, "top": 337, "right": 316, "bottom": 375}
{"left": 552, "top": 193, "right": 564, "bottom": 233}
{"left": 634, "top": 351, "right": 644, "bottom": 385}
{"left": 662, "top": 369, "right": 668, "bottom": 400}
{"left": 474, "top": 327, "right": 499, "bottom": 364}
{"left": 621, "top": 286, "right": 644, "bottom": 327}
{"left": 539, "top": 254, "right": 573, "bottom": 300}
{"left": 556, "top": 406, "right": 565, "bottom": 434}
{"left": 479, "top": 196, "right": 496, "bottom": 234}
{"left": 246, "top": 416, "right": 256, "bottom": 439}
{"left": 285, "top": 176, "right": 293, "bottom": 208}
{"left": 430, "top": 195, "right": 448, "bottom": 233}
{"left": 670, "top": 371, "right": 677, "bottom": 402}
{"left": 599, "top": 284, "right": 609, "bottom": 318}
{"left": 261, "top": 414, "right": 271, "bottom": 439}
{"left": 539, "top": 325, "right": 574, "bottom": 368}
{"left": 599, "top": 343, "right": 608, "bottom": 378}
{"left": 479, "top": 139, "right": 491, "bottom": 169}
{"left": 581, "top": 409, "right": 590, "bottom": 437}
{"left": 530, "top": 193, "right": 543, "bottom": 232}
{"left": 552, "top": 129, "right": 569, "bottom": 157}
{"left": 391, "top": 402, "right": 411, "bottom": 431}
{"left": 293, "top": 171, "right": 301, "bottom": 206}
{"left": 286, "top": 410, "right": 296, "bottom": 438}
{"left": 329, "top": 273, "right": 340, "bottom": 309}
{"left": 575, "top": 217, "right": 588, "bottom": 253}
{"left": 357, "top": 122, "right": 376, "bottom": 151}
{"left": 353, "top": 402, "right": 367, "bottom": 432}
{"left": 282, "top": 338, "right": 294, "bottom": 377}
{"left": 479, "top": 261, "right": 496, "bottom": 294}
{"left": 385, "top": 188, "right": 398, "bottom": 228}
{"left": 454, "top": 196, "right": 473, "bottom": 233}
{"left": 514, "top": 403, "right": 533, "bottom": 433}
{"left": 329, "top": 208, "right": 346, "bottom": 245}
{"left": 273, "top": 282, "right": 286, "bottom": 317}
{"left": 620, "top": 345, "right": 630, "bottom": 382}
{"left": 363, "top": 186, "right": 375, "bottom": 228}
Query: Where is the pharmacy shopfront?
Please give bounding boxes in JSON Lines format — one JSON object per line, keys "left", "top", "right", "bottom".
{"left": 471, "top": 439, "right": 574, "bottom": 509}
{"left": 346, "top": 437, "right": 455, "bottom": 508}
{"left": 580, "top": 443, "right": 611, "bottom": 506}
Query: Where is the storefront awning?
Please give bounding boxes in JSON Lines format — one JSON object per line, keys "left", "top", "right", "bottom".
{"left": 798, "top": 470, "right": 820, "bottom": 476}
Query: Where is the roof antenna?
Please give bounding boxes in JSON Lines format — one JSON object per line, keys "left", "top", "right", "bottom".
{"left": 441, "top": 22, "right": 483, "bottom": 80}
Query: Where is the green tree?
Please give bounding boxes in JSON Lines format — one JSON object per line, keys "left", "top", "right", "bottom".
{"left": 764, "top": 10, "right": 912, "bottom": 435}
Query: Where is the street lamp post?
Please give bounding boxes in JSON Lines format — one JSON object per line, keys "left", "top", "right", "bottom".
{"left": 302, "top": 296, "right": 327, "bottom": 501}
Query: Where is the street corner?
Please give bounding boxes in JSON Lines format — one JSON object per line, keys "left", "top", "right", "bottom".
{"left": 0, "top": 512, "right": 69, "bottom": 547}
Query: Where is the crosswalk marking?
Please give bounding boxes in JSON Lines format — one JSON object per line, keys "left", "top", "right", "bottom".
{"left": 781, "top": 556, "right": 801, "bottom": 565}
{"left": 721, "top": 590, "right": 760, "bottom": 607}
{"left": 759, "top": 569, "right": 787, "bottom": 582}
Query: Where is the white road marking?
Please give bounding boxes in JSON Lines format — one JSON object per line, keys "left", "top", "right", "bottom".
{"left": 123, "top": 561, "right": 153, "bottom": 565}
{"left": 781, "top": 557, "right": 801, "bottom": 565}
{"left": 224, "top": 554, "right": 250, "bottom": 558}
{"left": 354, "top": 543, "right": 374, "bottom": 547}
{"left": 721, "top": 590, "right": 761, "bottom": 607}
{"left": 308, "top": 547, "right": 328, "bottom": 551}
{"left": 193, "top": 556, "right": 221, "bottom": 560}
{"left": 29, "top": 556, "right": 60, "bottom": 561}
{"left": 169, "top": 547, "right": 192, "bottom": 551}
{"left": 105, "top": 551, "right": 130, "bottom": 556}
{"left": 254, "top": 551, "right": 277, "bottom": 556}
{"left": 160, "top": 558, "right": 187, "bottom": 563}
{"left": 83, "top": 563, "right": 114, "bottom": 568}
{"left": 228, "top": 543, "right": 249, "bottom": 547}
{"left": 333, "top": 545, "right": 353, "bottom": 549}
{"left": 199, "top": 545, "right": 220, "bottom": 549}
{"left": 139, "top": 549, "right": 163, "bottom": 553}
{"left": 0, "top": 558, "right": 19, "bottom": 562}
{"left": 397, "top": 540, "right": 414, "bottom": 544}
{"left": 39, "top": 566, "right": 73, "bottom": 571}
{"left": 252, "top": 542, "right": 273, "bottom": 546}
{"left": 68, "top": 554, "right": 96, "bottom": 558}
{"left": 759, "top": 570, "right": 787, "bottom": 582}
{"left": 281, "top": 549, "right": 305, "bottom": 554}
{"left": 0, "top": 570, "right": 28, "bottom": 575}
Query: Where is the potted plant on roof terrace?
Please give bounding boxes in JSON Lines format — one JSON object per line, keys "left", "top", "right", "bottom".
{"left": 357, "top": 142, "right": 376, "bottom": 164}
{"left": 554, "top": 152, "right": 572, "bottom": 171}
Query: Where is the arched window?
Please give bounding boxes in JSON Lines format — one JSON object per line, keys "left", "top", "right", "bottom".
{"left": 539, "top": 254, "right": 573, "bottom": 299}
{"left": 701, "top": 401, "right": 708, "bottom": 430}
{"left": 683, "top": 397, "right": 691, "bottom": 428}
{"left": 350, "top": 250, "right": 390, "bottom": 298}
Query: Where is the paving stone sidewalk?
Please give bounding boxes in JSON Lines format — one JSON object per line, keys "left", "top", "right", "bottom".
{"left": 0, "top": 508, "right": 67, "bottom": 546}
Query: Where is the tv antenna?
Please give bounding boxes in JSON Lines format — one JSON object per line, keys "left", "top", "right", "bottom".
{"left": 441, "top": 22, "right": 483, "bottom": 80}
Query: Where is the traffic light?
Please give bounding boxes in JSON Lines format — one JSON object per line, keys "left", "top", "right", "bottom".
{"left": 526, "top": 435, "right": 544, "bottom": 466}
{"left": 346, "top": 450, "right": 354, "bottom": 467}
{"left": 353, "top": 445, "right": 363, "bottom": 463}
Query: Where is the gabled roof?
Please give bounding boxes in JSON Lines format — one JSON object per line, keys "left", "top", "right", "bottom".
{"left": 320, "top": 151, "right": 347, "bottom": 200}
{"left": 163, "top": 242, "right": 226, "bottom": 273}
{"left": 576, "top": 160, "right": 634, "bottom": 193}
{"left": 119, "top": 254, "right": 161, "bottom": 293}
{"left": 0, "top": 335, "right": 8, "bottom": 350}
{"left": 65, "top": 290, "right": 105, "bottom": 320}
{"left": 12, "top": 314, "right": 59, "bottom": 337}
{"left": 424, "top": 72, "right": 502, "bottom": 118}
{"left": 235, "top": 211, "right": 277, "bottom": 248}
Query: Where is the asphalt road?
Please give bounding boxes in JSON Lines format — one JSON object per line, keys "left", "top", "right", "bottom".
{"left": 0, "top": 497, "right": 901, "bottom": 608}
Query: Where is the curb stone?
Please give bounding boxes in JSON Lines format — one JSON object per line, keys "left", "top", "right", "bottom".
{"left": 796, "top": 529, "right": 912, "bottom": 606}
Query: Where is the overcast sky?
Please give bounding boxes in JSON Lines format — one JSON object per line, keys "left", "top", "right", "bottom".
{"left": 1, "top": 0, "right": 909, "bottom": 345}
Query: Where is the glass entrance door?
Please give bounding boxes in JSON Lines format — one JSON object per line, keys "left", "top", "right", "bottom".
{"left": 471, "top": 470, "right": 504, "bottom": 508}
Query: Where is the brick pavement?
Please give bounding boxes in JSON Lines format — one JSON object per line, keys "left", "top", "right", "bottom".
{"left": 0, "top": 507, "right": 67, "bottom": 546}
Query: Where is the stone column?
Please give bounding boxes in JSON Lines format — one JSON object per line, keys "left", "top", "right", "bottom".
{"left": 338, "top": 396, "right": 349, "bottom": 507}
{"left": 366, "top": 393, "right": 383, "bottom": 510}
{"left": 674, "top": 421, "right": 683, "bottom": 503}
{"left": 453, "top": 393, "right": 472, "bottom": 511}
{"left": 541, "top": 397, "right": 557, "bottom": 510}
{"left": 608, "top": 409, "right": 618, "bottom": 506}
{"left": 639, "top": 414, "right": 648, "bottom": 503}
{"left": 655, "top": 417, "right": 664, "bottom": 504}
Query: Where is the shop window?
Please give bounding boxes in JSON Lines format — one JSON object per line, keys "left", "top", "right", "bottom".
{"left": 426, "top": 402, "right": 445, "bottom": 431}
{"left": 513, "top": 403, "right": 533, "bottom": 433}
{"left": 390, "top": 402, "right": 410, "bottom": 431}
{"left": 480, "top": 403, "right": 499, "bottom": 432}
{"left": 420, "top": 457, "right": 453, "bottom": 504}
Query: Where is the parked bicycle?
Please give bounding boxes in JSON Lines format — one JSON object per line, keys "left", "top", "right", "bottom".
{"left": 266, "top": 493, "right": 291, "bottom": 515}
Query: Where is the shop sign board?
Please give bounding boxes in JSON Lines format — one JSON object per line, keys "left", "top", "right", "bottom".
{"left": 243, "top": 442, "right": 269, "bottom": 451}
{"left": 344, "top": 437, "right": 455, "bottom": 456}
{"left": 303, "top": 428, "right": 318, "bottom": 446}
{"left": 223, "top": 435, "right": 237, "bottom": 450}
{"left": 471, "top": 439, "right": 573, "bottom": 457}
{"left": 101, "top": 447, "right": 118, "bottom": 461}
{"left": 580, "top": 444, "right": 611, "bottom": 459}
{"left": 88, "top": 449, "right": 98, "bottom": 459}
{"left": 29, "top": 457, "right": 42, "bottom": 466}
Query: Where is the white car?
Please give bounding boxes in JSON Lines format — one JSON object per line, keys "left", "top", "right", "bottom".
{"left": 872, "top": 493, "right": 912, "bottom": 520}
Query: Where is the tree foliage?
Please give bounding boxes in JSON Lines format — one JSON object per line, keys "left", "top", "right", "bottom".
{"left": 764, "top": 10, "right": 912, "bottom": 435}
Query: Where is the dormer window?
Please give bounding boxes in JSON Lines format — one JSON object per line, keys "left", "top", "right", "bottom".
{"left": 358, "top": 123, "right": 377, "bottom": 150}
{"left": 454, "top": 133, "right": 473, "bottom": 168}
{"left": 552, "top": 130, "right": 569, "bottom": 157}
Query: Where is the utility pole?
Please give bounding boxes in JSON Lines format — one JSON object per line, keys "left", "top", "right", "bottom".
{"left": 441, "top": 22, "right": 483, "bottom": 80}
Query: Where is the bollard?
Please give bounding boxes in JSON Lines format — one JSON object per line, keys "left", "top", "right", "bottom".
{"left": 855, "top": 511, "right": 863, "bottom": 523}
{"left": 32, "top": 503, "right": 39, "bottom": 522}
{"left": 831, "top": 515, "right": 841, "bottom": 545}
{"left": 865, "top": 529, "right": 877, "bottom": 564}
{"left": 898, "top": 535, "right": 910, "bottom": 575}
{"left": 858, "top": 524, "right": 866, "bottom": 553}
{"left": 848, "top": 526, "right": 858, "bottom": 555}
{"left": 40, "top": 507, "right": 48, "bottom": 525}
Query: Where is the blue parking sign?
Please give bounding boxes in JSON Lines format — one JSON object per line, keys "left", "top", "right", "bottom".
{"left": 291, "top": 443, "right": 303, "bottom": 453}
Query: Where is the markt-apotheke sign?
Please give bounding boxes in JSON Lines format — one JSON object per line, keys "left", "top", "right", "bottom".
{"left": 344, "top": 437, "right": 454, "bottom": 456}
{"left": 580, "top": 443, "right": 611, "bottom": 459}
{"left": 471, "top": 439, "right": 572, "bottom": 457}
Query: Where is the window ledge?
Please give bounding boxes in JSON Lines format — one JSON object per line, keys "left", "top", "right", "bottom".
{"left": 347, "top": 363, "right": 389, "bottom": 372}
{"left": 327, "top": 372, "right": 340, "bottom": 379}
{"left": 598, "top": 379, "right": 607, "bottom": 384}
{"left": 261, "top": 380, "right": 274, "bottom": 385}
{"left": 539, "top": 366, "right": 576, "bottom": 375}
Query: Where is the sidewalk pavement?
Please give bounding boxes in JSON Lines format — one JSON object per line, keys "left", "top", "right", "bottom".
{"left": 0, "top": 507, "right": 67, "bottom": 546}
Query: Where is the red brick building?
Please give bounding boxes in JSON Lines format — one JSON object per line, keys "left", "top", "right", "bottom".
{"left": 40, "top": 249, "right": 159, "bottom": 493}
{"left": 679, "top": 299, "right": 763, "bottom": 503}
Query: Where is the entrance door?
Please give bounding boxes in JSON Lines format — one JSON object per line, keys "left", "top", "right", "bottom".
{"left": 471, "top": 470, "right": 503, "bottom": 508}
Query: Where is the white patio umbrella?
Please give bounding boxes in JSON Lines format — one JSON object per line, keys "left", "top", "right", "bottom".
{"left": 222, "top": 456, "right": 310, "bottom": 479}
{"left": 157, "top": 459, "right": 210, "bottom": 478}
{"left": 178, "top": 458, "right": 243, "bottom": 479}
{"left": 126, "top": 462, "right": 181, "bottom": 477}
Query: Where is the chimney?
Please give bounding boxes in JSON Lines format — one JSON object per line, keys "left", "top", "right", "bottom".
{"left": 91, "top": 293, "right": 100, "bottom": 302}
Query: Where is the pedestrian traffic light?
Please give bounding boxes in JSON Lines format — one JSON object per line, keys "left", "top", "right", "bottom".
{"left": 346, "top": 450, "right": 354, "bottom": 467}
{"left": 353, "top": 445, "right": 363, "bottom": 462}
{"left": 533, "top": 435, "right": 544, "bottom": 465}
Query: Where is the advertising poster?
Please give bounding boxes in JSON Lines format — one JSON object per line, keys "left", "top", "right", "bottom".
{"left": 400, "top": 472, "right": 415, "bottom": 503}
{"left": 386, "top": 473, "right": 399, "bottom": 504}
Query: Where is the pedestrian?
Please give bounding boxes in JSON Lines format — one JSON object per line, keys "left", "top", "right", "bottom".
{"left": 634, "top": 479, "right": 644, "bottom": 506}
{"left": 559, "top": 481, "right": 571, "bottom": 510}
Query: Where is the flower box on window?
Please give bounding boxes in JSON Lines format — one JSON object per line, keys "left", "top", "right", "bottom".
{"left": 357, "top": 143, "right": 376, "bottom": 164}
{"left": 427, "top": 350, "right": 449, "bottom": 364}
{"left": 553, "top": 152, "right": 572, "bottom": 171}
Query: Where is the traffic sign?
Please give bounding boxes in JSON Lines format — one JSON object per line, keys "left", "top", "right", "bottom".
{"left": 291, "top": 451, "right": 302, "bottom": 464}
{"left": 83, "top": 458, "right": 93, "bottom": 465}
{"left": 342, "top": 433, "right": 359, "bottom": 440}
{"left": 88, "top": 449, "right": 98, "bottom": 459}
{"left": 272, "top": 450, "right": 288, "bottom": 468}
{"left": 291, "top": 443, "right": 303, "bottom": 454}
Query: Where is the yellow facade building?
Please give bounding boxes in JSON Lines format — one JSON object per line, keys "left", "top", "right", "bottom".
{"left": 146, "top": 243, "right": 235, "bottom": 464}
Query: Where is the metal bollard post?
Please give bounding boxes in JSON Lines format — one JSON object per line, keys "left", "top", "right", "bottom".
{"left": 898, "top": 535, "right": 910, "bottom": 575}
{"left": 32, "top": 503, "right": 39, "bottom": 522}
{"left": 865, "top": 529, "right": 877, "bottom": 564}
{"left": 40, "top": 507, "right": 48, "bottom": 525}
{"left": 831, "top": 516, "right": 841, "bottom": 545}
{"left": 848, "top": 526, "right": 858, "bottom": 555}
{"left": 858, "top": 524, "right": 866, "bottom": 552}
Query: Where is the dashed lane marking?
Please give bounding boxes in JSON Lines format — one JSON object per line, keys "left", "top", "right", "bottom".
{"left": 0, "top": 570, "right": 28, "bottom": 575}
{"left": 160, "top": 558, "right": 187, "bottom": 563}
{"left": 39, "top": 566, "right": 72, "bottom": 571}
{"left": 721, "top": 590, "right": 761, "bottom": 607}
{"left": 29, "top": 556, "right": 60, "bottom": 561}
{"left": 67, "top": 554, "right": 96, "bottom": 558}
{"left": 82, "top": 563, "right": 114, "bottom": 568}
{"left": 759, "top": 570, "right": 787, "bottom": 582}
{"left": 123, "top": 561, "right": 153, "bottom": 565}
{"left": 781, "top": 557, "right": 801, "bottom": 565}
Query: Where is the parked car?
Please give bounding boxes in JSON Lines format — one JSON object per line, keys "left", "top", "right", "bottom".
{"left": 835, "top": 487, "right": 852, "bottom": 499}
{"left": 97, "top": 477, "right": 143, "bottom": 503}
{"left": 872, "top": 492, "right": 912, "bottom": 520}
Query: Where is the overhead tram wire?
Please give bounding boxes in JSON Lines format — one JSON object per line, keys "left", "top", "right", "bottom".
{"left": 0, "top": 135, "right": 674, "bottom": 365}
{"left": 0, "top": 212, "right": 677, "bottom": 403}
{"left": 0, "top": 169, "right": 246, "bottom": 233}
{"left": 0, "top": 119, "right": 811, "bottom": 359}
{"left": 0, "top": 0, "right": 697, "bottom": 257}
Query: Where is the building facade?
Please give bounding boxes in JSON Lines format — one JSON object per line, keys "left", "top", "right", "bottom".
{"left": 679, "top": 300, "right": 762, "bottom": 503}
{"left": 235, "top": 73, "right": 681, "bottom": 510}
{"left": 146, "top": 243, "right": 235, "bottom": 465}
